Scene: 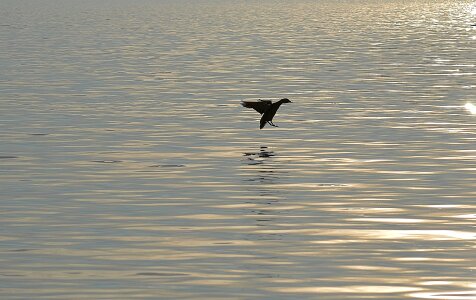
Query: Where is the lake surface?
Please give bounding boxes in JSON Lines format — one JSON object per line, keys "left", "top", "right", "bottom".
{"left": 1, "top": 0, "right": 475, "bottom": 299}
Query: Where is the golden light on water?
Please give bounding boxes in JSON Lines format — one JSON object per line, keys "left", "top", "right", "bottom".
{"left": 464, "top": 102, "right": 476, "bottom": 114}
{"left": 270, "top": 285, "right": 421, "bottom": 294}
{"left": 470, "top": 5, "right": 476, "bottom": 16}
{"left": 1, "top": 0, "right": 476, "bottom": 299}
{"left": 411, "top": 290, "right": 476, "bottom": 300}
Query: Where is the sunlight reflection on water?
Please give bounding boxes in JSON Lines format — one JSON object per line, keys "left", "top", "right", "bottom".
{"left": 464, "top": 102, "right": 476, "bottom": 114}
{"left": 1, "top": 0, "right": 476, "bottom": 299}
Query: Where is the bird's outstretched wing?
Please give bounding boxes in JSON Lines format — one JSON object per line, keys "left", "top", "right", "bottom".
{"left": 241, "top": 100, "right": 272, "bottom": 114}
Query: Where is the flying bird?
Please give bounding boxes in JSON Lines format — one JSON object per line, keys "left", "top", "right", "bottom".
{"left": 241, "top": 98, "right": 292, "bottom": 129}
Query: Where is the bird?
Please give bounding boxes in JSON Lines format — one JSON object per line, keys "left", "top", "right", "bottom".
{"left": 241, "top": 98, "right": 292, "bottom": 129}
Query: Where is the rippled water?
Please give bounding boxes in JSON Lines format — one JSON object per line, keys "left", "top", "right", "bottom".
{"left": 1, "top": 0, "right": 475, "bottom": 299}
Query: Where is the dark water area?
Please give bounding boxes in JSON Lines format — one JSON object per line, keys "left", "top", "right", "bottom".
{"left": 1, "top": 0, "right": 475, "bottom": 299}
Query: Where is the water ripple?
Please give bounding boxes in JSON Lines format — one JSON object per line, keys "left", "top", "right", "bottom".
{"left": 0, "top": 0, "right": 475, "bottom": 299}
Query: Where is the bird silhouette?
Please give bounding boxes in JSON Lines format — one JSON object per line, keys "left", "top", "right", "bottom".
{"left": 241, "top": 98, "right": 292, "bottom": 129}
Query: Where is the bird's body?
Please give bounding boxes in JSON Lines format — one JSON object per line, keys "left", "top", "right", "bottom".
{"left": 241, "top": 98, "right": 292, "bottom": 129}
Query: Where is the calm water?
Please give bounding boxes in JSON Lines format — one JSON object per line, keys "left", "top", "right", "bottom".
{"left": 1, "top": 0, "right": 476, "bottom": 299}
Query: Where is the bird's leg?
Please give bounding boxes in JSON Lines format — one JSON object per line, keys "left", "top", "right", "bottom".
{"left": 267, "top": 121, "right": 276, "bottom": 127}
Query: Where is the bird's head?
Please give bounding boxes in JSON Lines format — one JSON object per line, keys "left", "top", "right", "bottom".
{"left": 280, "top": 98, "right": 292, "bottom": 104}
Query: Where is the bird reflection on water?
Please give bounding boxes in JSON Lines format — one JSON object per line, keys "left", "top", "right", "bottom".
{"left": 241, "top": 146, "right": 286, "bottom": 237}
{"left": 243, "top": 146, "right": 275, "bottom": 162}
{"left": 242, "top": 146, "right": 286, "bottom": 198}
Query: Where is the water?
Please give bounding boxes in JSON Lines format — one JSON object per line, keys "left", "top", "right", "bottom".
{"left": 1, "top": 0, "right": 475, "bottom": 299}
